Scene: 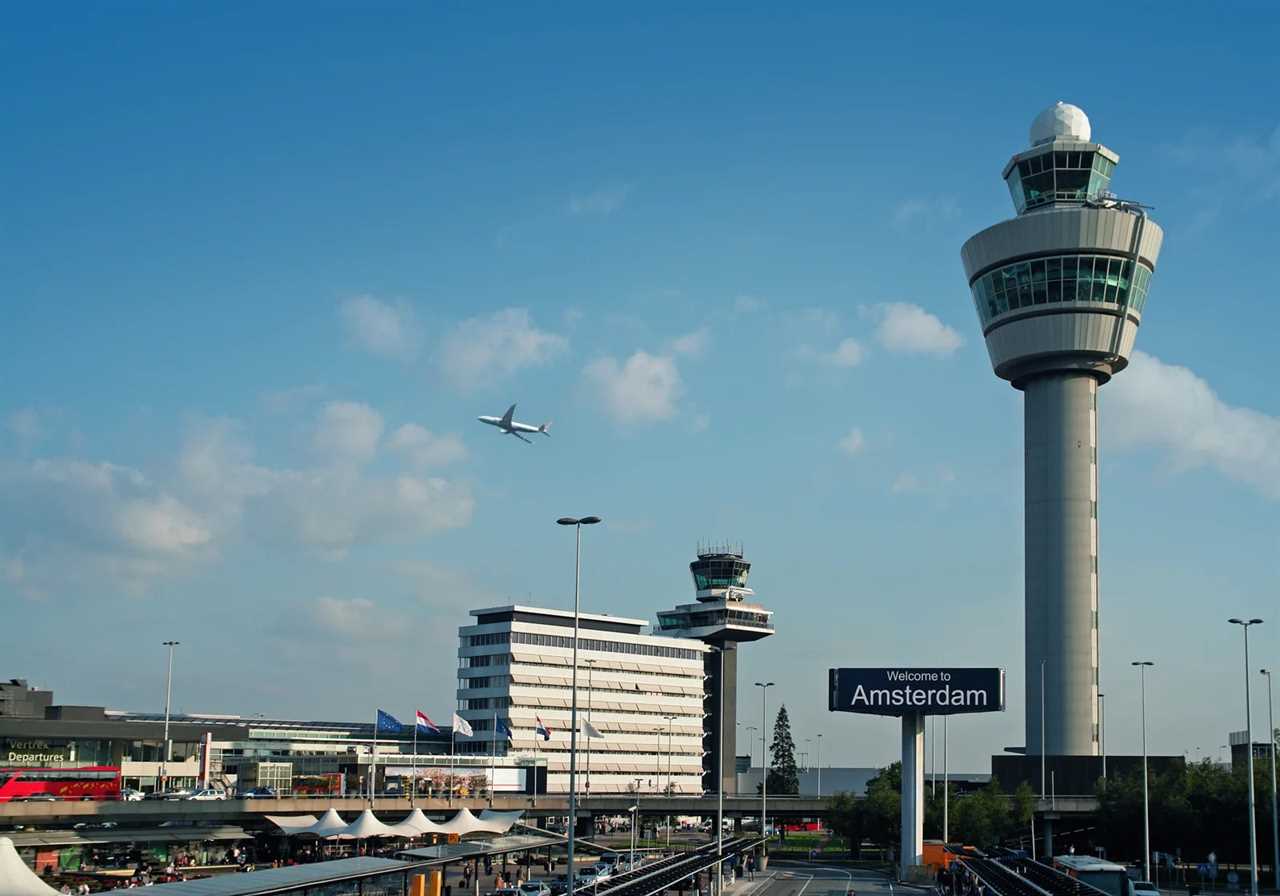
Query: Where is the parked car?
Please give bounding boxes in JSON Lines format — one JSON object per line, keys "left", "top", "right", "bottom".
{"left": 119, "top": 789, "right": 145, "bottom": 802}
{"left": 518, "top": 882, "right": 551, "bottom": 896}
{"left": 16, "top": 794, "right": 59, "bottom": 802}
{"left": 1133, "top": 882, "right": 1160, "bottom": 896}
{"left": 589, "top": 864, "right": 613, "bottom": 882}
{"left": 182, "top": 788, "right": 226, "bottom": 801}
{"left": 145, "top": 789, "right": 191, "bottom": 801}
{"left": 238, "top": 787, "right": 277, "bottom": 799}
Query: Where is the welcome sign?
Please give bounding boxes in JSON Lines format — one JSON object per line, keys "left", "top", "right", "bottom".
{"left": 828, "top": 668, "right": 1005, "bottom": 717}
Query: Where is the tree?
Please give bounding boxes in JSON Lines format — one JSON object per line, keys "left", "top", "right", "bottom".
{"left": 767, "top": 704, "right": 800, "bottom": 795}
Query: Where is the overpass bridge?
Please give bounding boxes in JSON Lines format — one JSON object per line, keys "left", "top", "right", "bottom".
{"left": 0, "top": 793, "right": 1098, "bottom": 828}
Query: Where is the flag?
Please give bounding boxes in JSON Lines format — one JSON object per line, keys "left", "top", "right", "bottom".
{"left": 452, "top": 712, "right": 474, "bottom": 737}
{"left": 496, "top": 718, "right": 514, "bottom": 742}
{"left": 583, "top": 719, "right": 605, "bottom": 739}
{"left": 535, "top": 716, "right": 552, "bottom": 741}
{"left": 416, "top": 711, "right": 440, "bottom": 734}
{"left": 376, "top": 710, "right": 403, "bottom": 734}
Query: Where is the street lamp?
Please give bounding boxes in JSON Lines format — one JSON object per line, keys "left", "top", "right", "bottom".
{"left": 1132, "top": 661, "right": 1154, "bottom": 886}
{"left": 755, "top": 682, "right": 775, "bottom": 847}
{"left": 816, "top": 733, "right": 823, "bottom": 797}
{"left": 1229, "top": 617, "right": 1264, "bottom": 896}
{"left": 663, "top": 715, "right": 677, "bottom": 849}
{"left": 1261, "top": 669, "right": 1279, "bottom": 890}
{"left": 160, "top": 641, "right": 179, "bottom": 793}
{"left": 556, "top": 515, "right": 602, "bottom": 896}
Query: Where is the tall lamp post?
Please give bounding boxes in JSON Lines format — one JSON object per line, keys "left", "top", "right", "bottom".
{"left": 160, "top": 641, "right": 180, "bottom": 793}
{"left": 816, "top": 733, "right": 823, "bottom": 797}
{"left": 556, "top": 515, "right": 602, "bottom": 896}
{"left": 664, "top": 714, "right": 677, "bottom": 849}
{"left": 1132, "top": 661, "right": 1154, "bottom": 886}
{"left": 1229, "top": 618, "right": 1264, "bottom": 896}
{"left": 754, "top": 681, "right": 775, "bottom": 849}
{"left": 1262, "top": 669, "right": 1279, "bottom": 890}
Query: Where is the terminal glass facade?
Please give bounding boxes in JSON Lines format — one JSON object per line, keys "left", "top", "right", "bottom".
{"left": 970, "top": 254, "right": 1153, "bottom": 326}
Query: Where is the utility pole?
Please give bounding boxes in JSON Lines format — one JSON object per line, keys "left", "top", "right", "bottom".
{"left": 160, "top": 641, "right": 179, "bottom": 793}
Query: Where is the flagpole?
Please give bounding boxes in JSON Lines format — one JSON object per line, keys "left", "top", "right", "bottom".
{"left": 450, "top": 725, "right": 456, "bottom": 808}
{"left": 412, "top": 716, "right": 418, "bottom": 808}
{"left": 371, "top": 711, "right": 378, "bottom": 808}
{"left": 490, "top": 710, "right": 497, "bottom": 807}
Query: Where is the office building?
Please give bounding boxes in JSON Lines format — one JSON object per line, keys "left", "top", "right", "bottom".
{"left": 656, "top": 546, "right": 774, "bottom": 793}
{"left": 456, "top": 605, "right": 709, "bottom": 795}
{"left": 961, "top": 102, "right": 1164, "bottom": 757}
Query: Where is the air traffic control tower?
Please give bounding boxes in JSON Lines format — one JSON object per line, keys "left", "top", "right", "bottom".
{"left": 960, "top": 103, "right": 1163, "bottom": 758}
{"left": 657, "top": 545, "right": 774, "bottom": 794}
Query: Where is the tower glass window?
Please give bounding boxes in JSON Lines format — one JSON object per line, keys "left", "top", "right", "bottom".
{"left": 1006, "top": 149, "right": 1111, "bottom": 212}
{"left": 971, "top": 254, "right": 1153, "bottom": 326}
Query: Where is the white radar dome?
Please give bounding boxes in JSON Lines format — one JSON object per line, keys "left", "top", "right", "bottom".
{"left": 1030, "top": 101, "right": 1091, "bottom": 146}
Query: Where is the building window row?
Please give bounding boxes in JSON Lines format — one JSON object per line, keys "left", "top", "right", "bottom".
{"left": 1006, "top": 150, "right": 1115, "bottom": 212}
{"left": 465, "top": 630, "right": 702, "bottom": 660}
{"left": 462, "top": 654, "right": 701, "bottom": 687}
{"left": 457, "top": 675, "right": 701, "bottom": 702}
{"left": 971, "top": 254, "right": 1153, "bottom": 326}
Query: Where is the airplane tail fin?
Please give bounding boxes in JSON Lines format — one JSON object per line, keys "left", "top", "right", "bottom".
{"left": 538, "top": 421, "right": 552, "bottom": 436}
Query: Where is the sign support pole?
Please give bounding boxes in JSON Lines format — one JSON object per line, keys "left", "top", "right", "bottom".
{"left": 900, "top": 711, "right": 924, "bottom": 879}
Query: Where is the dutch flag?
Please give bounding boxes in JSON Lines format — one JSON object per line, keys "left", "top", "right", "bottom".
{"left": 535, "top": 716, "right": 552, "bottom": 741}
{"left": 415, "top": 711, "right": 440, "bottom": 734}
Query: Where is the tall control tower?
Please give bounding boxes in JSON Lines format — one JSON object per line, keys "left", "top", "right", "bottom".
{"left": 960, "top": 103, "right": 1163, "bottom": 758}
{"left": 657, "top": 545, "right": 774, "bottom": 793}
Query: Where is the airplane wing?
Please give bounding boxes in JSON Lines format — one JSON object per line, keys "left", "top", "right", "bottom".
{"left": 510, "top": 431, "right": 533, "bottom": 444}
{"left": 500, "top": 404, "right": 516, "bottom": 429}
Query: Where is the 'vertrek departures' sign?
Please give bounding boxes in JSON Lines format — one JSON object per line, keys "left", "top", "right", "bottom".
{"left": 828, "top": 668, "right": 1005, "bottom": 717}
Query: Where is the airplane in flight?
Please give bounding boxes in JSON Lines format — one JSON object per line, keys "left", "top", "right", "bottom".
{"left": 477, "top": 404, "right": 551, "bottom": 444}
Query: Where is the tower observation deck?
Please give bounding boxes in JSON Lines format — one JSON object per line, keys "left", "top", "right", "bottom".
{"left": 960, "top": 102, "right": 1164, "bottom": 758}
{"left": 656, "top": 544, "right": 774, "bottom": 793}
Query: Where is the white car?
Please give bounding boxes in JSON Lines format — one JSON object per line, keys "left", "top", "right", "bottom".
{"left": 119, "top": 789, "right": 145, "bottom": 802}
{"left": 182, "top": 788, "right": 226, "bottom": 801}
{"left": 590, "top": 864, "right": 613, "bottom": 881}
{"left": 518, "top": 882, "right": 551, "bottom": 896}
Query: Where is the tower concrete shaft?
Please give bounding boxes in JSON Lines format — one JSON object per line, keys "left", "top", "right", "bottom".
{"left": 1025, "top": 373, "right": 1098, "bottom": 755}
{"left": 961, "top": 102, "right": 1163, "bottom": 758}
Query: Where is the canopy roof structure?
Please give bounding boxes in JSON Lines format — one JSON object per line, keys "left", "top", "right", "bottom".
{"left": 267, "top": 808, "right": 523, "bottom": 839}
{"left": 0, "top": 836, "right": 62, "bottom": 896}
{"left": 337, "top": 810, "right": 401, "bottom": 840}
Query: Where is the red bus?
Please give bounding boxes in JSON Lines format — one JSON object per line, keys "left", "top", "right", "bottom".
{"left": 0, "top": 766, "right": 122, "bottom": 802}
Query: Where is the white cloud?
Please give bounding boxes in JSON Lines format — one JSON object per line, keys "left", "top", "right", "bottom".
{"left": 389, "top": 424, "right": 468, "bottom": 468}
{"left": 1107, "top": 351, "right": 1280, "bottom": 500}
{"left": 8, "top": 409, "right": 43, "bottom": 441}
{"left": 874, "top": 303, "right": 963, "bottom": 356}
{"left": 583, "top": 351, "right": 683, "bottom": 424}
{"left": 670, "top": 328, "right": 709, "bottom": 358}
{"left": 1, "top": 402, "right": 476, "bottom": 598}
{"left": 339, "top": 295, "right": 419, "bottom": 360}
{"left": 733, "top": 295, "right": 766, "bottom": 314}
{"left": 892, "top": 196, "right": 960, "bottom": 229}
{"left": 825, "top": 338, "right": 866, "bottom": 368}
{"left": 0, "top": 458, "right": 213, "bottom": 596}
{"left": 891, "top": 472, "right": 921, "bottom": 493}
{"left": 838, "top": 428, "right": 866, "bottom": 456}
{"left": 568, "top": 185, "right": 631, "bottom": 215}
{"left": 439, "top": 308, "right": 568, "bottom": 387}
{"left": 312, "top": 597, "right": 379, "bottom": 639}
{"left": 314, "top": 402, "right": 383, "bottom": 465}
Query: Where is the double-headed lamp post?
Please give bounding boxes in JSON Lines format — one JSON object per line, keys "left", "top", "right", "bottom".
{"left": 1261, "top": 669, "right": 1279, "bottom": 890}
{"left": 556, "top": 515, "right": 602, "bottom": 896}
{"left": 816, "top": 733, "right": 823, "bottom": 797}
{"left": 755, "top": 682, "right": 775, "bottom": 847}
{"left": 161, "top": 641, "right": 180, "bottom": 792}
{"left": 1229, "top": 617, "right": 1264, "bottom": 896}
{"left": 1132, "top": 661, "right": 1154, "bottom": 885}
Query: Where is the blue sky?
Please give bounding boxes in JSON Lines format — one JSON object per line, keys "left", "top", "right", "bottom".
{"left": 3, "top": 3, "right": 1278, "bottom": 773}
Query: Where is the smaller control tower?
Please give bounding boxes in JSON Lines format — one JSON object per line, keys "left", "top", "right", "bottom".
{"left": 657, "top": 545, "right": 774, "bottom": 794}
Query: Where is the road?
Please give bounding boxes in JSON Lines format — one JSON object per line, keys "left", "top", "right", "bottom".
{"left": 752, "top": 863, "right": 899, "bottom": 896}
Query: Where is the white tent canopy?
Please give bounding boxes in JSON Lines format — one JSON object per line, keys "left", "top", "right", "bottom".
{"left": 388, "top": 809, "right": 446, "bottom": 838}
{"left": 474, "top": 809, "right": 524, "bottom": 834}
{"left": 265, "top": 814, "right": 319, "bottom": 835}
{"left": 298, "top": 808, "right": 350, "bottom": 838}
{"left": 0, "top": 836, "right": 62, "bottom": 896}
{"left": 435, "top": 808, "right": 523, "bottom": 836}
{"left": 337, "top": 809, "right": 403, "bottom": 840}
